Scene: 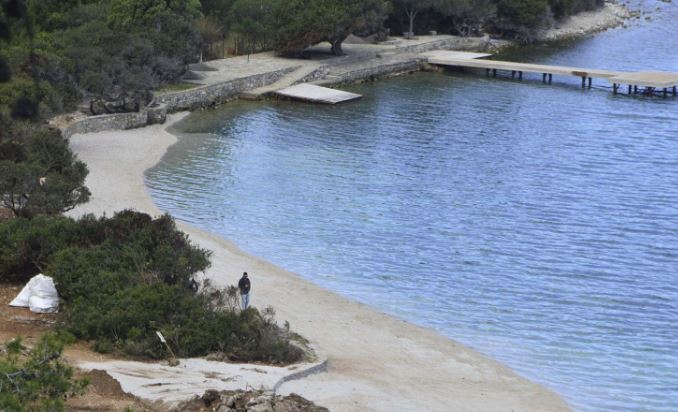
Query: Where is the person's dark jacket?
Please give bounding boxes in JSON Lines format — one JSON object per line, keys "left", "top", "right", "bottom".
{"left": 238, "top": 277, "right": 251, "bottom": 294}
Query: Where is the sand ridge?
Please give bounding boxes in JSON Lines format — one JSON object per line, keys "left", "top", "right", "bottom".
{"left": 67, "top": 113, "right": 571, "bottom": 411}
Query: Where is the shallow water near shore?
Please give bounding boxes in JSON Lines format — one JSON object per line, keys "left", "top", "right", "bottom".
{"left": 147, "top": 2, "right": 678, "bottom": 411}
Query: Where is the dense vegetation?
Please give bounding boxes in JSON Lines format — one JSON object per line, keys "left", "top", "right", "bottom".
{"left": 0, "top": 333, "right": 89, "bottom": 412}
{"left": 0, "top": 211, "right": 305, "bottom": 363}
{"left": 0, "top": 0, "right": 202, "bottom": 117}
{"left": 0, "top": 123, "right": 90, "bottom": 218}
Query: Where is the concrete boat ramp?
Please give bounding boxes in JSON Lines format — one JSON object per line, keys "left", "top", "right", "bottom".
{"left": 238, "top": 64, "right": 362, "bottom": 104}
{"left": 275, "top": 83, "right": 362, "bottom": 104}
{"left": 427, "top": 50, "right": 678, "bottom": 96}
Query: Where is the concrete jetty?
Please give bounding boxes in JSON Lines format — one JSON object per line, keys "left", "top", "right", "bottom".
{"left": 428, "top": 51, "right": 678, "bottom": 96}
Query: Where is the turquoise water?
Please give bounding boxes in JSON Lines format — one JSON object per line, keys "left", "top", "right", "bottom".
{"left": 147, "top": 3, "right": 678, "bottom": 411}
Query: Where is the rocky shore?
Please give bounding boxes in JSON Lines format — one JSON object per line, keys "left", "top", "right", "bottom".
{"left": 537, "top": 1, "right": 631, "bottom": 42}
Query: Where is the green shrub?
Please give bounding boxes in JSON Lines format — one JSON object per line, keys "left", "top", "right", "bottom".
{"left": 0, "top": 333, "right": 89, "bottom": 412}
{"left": 0, "top": 215, "right": 79, "bottom": 281}
{"left": 0, "top": 211, "right": 210, "bottom": 285}
{"left": 0, "top": 124, "right": 90, "bottom": 218}
{"left": 0, "top": 211, "right": 304, "bottom": 365}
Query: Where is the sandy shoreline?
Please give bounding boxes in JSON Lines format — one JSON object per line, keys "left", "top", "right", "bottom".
{"left": 67, "top": 113, "right": 570, "bottom": 411}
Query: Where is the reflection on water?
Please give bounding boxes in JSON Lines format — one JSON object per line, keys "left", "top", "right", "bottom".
{"left": 147, "top": 2, "right": 678, "bottom": 411}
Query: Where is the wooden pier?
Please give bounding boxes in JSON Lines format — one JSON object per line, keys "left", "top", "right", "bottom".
{"left": 427, "top": 51, "right": 678, "bottom": 97}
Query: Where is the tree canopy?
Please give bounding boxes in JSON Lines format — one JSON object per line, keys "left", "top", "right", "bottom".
{"left": 269, "top": 0, "right": 390, "bottom": 56}
{"left": 1, "top": 0, "right": 90, "bottom": 219}
{"left": 0, "top": 124, "right": 90, "bottom": 218}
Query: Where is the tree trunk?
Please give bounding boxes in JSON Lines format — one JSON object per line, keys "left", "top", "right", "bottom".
{"left": 408, "top": 10, "right": 416, "bottom": 37}
{"left": 331, "top": 39, "right": 344, "bottom": 56}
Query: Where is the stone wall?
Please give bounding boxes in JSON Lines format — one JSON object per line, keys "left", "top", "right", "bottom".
{"left": 313, "top": 35, "right": 491, "bottom": 87}
{"left": 62, "top": 111, "right": 148, "bottom": 139}
{"left": 393, "top": 35, "right": 491, "bottom": 55}
{"left": 62, "top": 67, "right": 297, "bottom": 138}
{"left": 318, "top": 60, "right": 423, "bottom": 87}
{"left": 298, "top": 67, "right": 331, "bottom": 84}
{"left": 154, "top": 67, "right": 298, "bottom": 112}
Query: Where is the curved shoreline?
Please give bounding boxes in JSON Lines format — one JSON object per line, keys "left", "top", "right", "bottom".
{"left": 537, "top": 2, "right": 630, "bottom": 42}
{"left": 67, "top": 113, "right": 570, "bottom": 411}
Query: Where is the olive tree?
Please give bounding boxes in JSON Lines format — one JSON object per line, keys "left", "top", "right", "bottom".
{"left": 270, "top": 0, "right": 390, "bottom": 56}
{"left": 436, "top": 0, "right": 496, "bottom": 36}
{"left": 391, "top": 0, "right": 435, "bottom": 37}
{"left": 0, "top": 125, "right": 90, "bottom": 218}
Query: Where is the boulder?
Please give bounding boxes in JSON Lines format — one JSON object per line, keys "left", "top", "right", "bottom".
{"left": 147, "top": 104, "right": 167, "bottom": 125}
{"left": 201, "top": 389, "right": 221, "bottom": 406}
{"left": 246, "top": 394, "right": 273, "bottom": 412}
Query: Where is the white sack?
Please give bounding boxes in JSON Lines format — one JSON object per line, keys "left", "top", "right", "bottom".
{"left": 9, "top": 274, "right": 59, "bottom": 313}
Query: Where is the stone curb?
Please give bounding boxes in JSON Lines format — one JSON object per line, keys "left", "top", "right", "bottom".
{"left": 273, "top": 357, "right": 329, "bottom": 393}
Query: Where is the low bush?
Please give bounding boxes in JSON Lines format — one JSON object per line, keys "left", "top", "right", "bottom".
{"left": 0, "top": 211, "right": 304, "bottom": 365}
{"left": 0, "top": 124, "right": 90, "bottom": 218}
{"left": 0, "top": 333, "right": 89, "bottom": 412}
{"left": 0, "top": 211, "right": 209, "bottom": 285}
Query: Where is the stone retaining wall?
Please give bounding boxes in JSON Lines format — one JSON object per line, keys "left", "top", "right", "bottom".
{"left": 154, "top": 67, "right": 298, "bottom": 112}
{"left": 62, "top": 67, "right": 297, "bottom": 138}
{"left": 62, "top": 111, "right": 148, "bottom": 139}
{"left": 298, "top": 66, "right": 331, "bottom": 84}
{"left": 315, "top": 36, "right": 491, "bottom": 87}
{"left": 393, "top": 35, "right": 491, "bottom": 55}
{"left": 317, "top": 59, "right": 424, "bottom": 87}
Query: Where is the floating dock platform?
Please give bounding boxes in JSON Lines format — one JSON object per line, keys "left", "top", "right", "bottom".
{"left": 427, "top": 50, "right": 678, "bottom": 96}
{"left": 275, "top": 84, "right": 362, "bottom": 104}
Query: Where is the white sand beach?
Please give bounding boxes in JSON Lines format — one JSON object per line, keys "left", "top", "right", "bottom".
{"left": 68, "top": 113, "right": 571, "bottom": 412}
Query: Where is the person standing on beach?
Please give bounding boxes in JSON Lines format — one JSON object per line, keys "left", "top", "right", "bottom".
{"left": 238, "top": 272, "right": 251, "bottom": 310}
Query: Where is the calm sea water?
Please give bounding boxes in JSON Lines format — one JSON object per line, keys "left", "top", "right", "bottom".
{"left": 147, "top": 2, "right": 678, "bottom": 411}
